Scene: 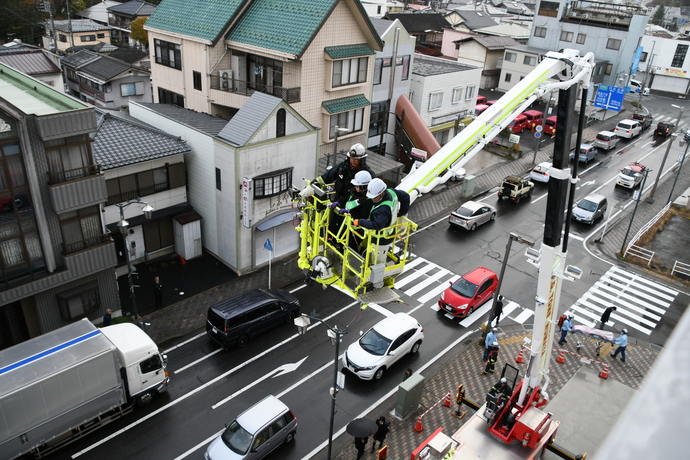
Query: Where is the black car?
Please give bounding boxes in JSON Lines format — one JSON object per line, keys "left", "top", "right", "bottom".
{"left": 206, "top": 289, "right": 300, "bottom": 348}
{"left": 654, "top": 122, "right": 674, "bottom": 141}
{"left": 631, "top": 113, "right": 653, "bottom": 130}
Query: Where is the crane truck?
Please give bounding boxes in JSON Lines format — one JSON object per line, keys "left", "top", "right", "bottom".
{"left": 296, "top": 47, "right": 595, "bottom": 457}
{"left": 0, "top": 319, "right": 169, "bottom": 459}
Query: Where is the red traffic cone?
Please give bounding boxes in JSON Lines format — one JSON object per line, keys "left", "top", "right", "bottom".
{"left": 557, "top": 349, "right": 566, "bottom": 364}
{"left": 413, "top": 415, "right": 423, "bottom": 432}
{"left": 179, "top": 254, "right": 186, "bottom": 265}
{"left": 599, "top": 363, "right": 610, "bottom": 379}
{"left": 443, "top": 391, "right": 452, "bottom": 408}
{"left": 515, "top": 347, "right": 525, "bottom": 364}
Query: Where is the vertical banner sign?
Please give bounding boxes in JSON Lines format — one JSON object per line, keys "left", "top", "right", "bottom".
{"left": 241, "top": 178, "right": 252, "bottom": 228}
{"left": 631, "top": 46, "right": 643, "bottom": 75}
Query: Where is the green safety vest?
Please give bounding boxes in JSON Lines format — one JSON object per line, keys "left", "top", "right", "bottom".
{"left": 370, "top": 189, "right": 399, "bottom": 236}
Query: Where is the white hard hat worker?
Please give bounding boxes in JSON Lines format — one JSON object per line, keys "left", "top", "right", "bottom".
{"left": 347, "top": 143, "right": 367, "bottom": 159}
{"left": 492, "top": 327, "right": 498, "bottom": 333}
{"left": 568, "top": 314, "right": 574, "bottom": 320}
{"left": 500, "top": 377, "right": 507, "bottom": 384}
{"left": 351, "top": 170, "right": 372, "bottom": 187}
{"left": 366, "top": 178, "right": 387, "bottom": 200}
{"left": 621, "top": 328, "right": 628, "bottom": 334}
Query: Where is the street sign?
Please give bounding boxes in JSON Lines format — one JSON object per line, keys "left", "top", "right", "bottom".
{"left": 535, "top": 125, "right": 543, "bottom": 133}
{"left": 594, "top": 85, "right": 625, "bottom": 111}
{"left": 264, "top": 239, "right": 273, "bottom": 252}
{"left": 509, "top": 134, "right": 520, "bottom": 144}
{"left": 534, "top": 132, "right": 542, "bottom": 138}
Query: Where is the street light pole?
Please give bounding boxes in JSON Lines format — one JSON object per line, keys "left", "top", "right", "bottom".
{"left": 329, "top": 126, "right": 348, "bottom": 168}
{"left": 669, "top": 136, "right": 690, "bottom": 203}
{"left": 294, "top": 314, "right": 347, "bottom": 460}
{"left": 648, "top": 104, "right": 683, "bottom": 202}
{"left": 621, "top": 167, "right": 651, "bottom": 256}
{"left": 115, "top": 198, "right": 154, "bottom": 319}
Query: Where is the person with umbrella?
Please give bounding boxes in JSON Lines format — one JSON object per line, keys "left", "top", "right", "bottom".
{"left": 354, "top": 437, "right": 367, "bottom": 459}
{"left": 372, "top": 416, "right": 390, "bottom": 451}
{"left": 346, "top": 418, "right": 378, "bottom": 459}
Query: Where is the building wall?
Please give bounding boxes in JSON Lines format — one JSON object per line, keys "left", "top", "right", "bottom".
{"left": 454, "top": 41, "right": 488, "bottom": 68}
{"left": 148, "top": 31, "right": 186, "bottom": 103}
{"left": 638, "top": 35, "right": 690, "bottom": 95}
{"left": 43, "top": 29, "right": 112, "bottom": 52}
{"left": 497, "top": 48, "right": 540, "bottom": 93}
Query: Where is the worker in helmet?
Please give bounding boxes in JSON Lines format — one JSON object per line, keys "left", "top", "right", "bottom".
{"left": 491, "top": 377, "right": 511, "bottom": 397}
{"left": 340, "top": 170, "right": 374, "bottom": 219}
{"left": 481, "top": 342, "right": 499, "bottom": 375}
{"left": 484, "top": 327, "right": 498, "bottom": 361}
{"left": 312, "top": 143, "right": 376, "bottom": 207}
{"left": 558, "top": 314, "right": 574, "bottom": 346}
{"left": 610, "top": 328, "right": 628, "bottom": 363}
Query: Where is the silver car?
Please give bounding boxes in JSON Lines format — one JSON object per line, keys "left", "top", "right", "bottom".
{"left": 449, "top": 200, "right": 497, "bottom": 231}
{"left": 592, "top": 131, "right": 620, "bottom": 151}
{"left": 571, "top": 194, "right": 607, "bottom": 224}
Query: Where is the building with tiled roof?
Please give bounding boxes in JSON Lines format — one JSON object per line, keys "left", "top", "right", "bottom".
{"left": 107, "top": 1, "right": 158, "bottom": 48}
{"left": 384, "top": 13, "right": 452, "bottom": 55}
{"left": 0, "top": 40, "right": 64, "bottom": 90}
{"left": 452, "top": 10, "right": 499, "bottom": 33}
{"left": 130, "top": 91, "right": 319, "bottom": 273}
{"left": 62, "top": 50, "right": 152, "bottom": 109}
{"left": 144, "top": 0, "right": 384, "bottom": 156}
{"left": 42, "top": 19, "right": 113, "bottom": 53}
{"left": 447, "top": 35, "right": 521, "bottom": 88}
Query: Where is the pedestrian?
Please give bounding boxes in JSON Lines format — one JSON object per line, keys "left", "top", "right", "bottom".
{"left": 599, "top": 306, "right": 617, "bottom": 330}
{"left": 493, "top": 295, "right": 504, "bottom": 326}
{"left": 558, "top": 314, "right": 574, "bottom": 345}
{"left": 484, "top": 327, "right": 498, "bottom": 361}
{"left": 103, "top": 308, "right": 112, "bottom": 327}
{"left": 482, "top": 342, "right": 499, "bottom": 375}
{"left": 354, "top": 436, "right": 367, "bottom": 460}
{"left": 611, "top": 328, "right": 628, "bottom": 363}
{"left": 372, "top": 416, "right": 390, "bottom": 451}
{"left": 153, "top": 276, "right": 163, "bottom": 309}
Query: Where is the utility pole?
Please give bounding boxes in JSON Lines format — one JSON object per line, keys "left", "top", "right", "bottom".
{"left": 621, "top": 168, "right": 651, "bottom": 256}
{"left": 648, "top": 104, "right": 683, "bottom": 202}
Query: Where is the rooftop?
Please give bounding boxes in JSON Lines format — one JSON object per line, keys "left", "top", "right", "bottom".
{"left": 0, "top": 50, "right": 61, "bottom": 76}
{"left": 412, "top": 55, "right": 477, "bottom": 77}
{"left": 384, "top": 13, "right": 451, "bottom": 34}
{"left": 135, "top": 102, "right": 230, "bottom": 137}
{"left": 217, "top": 91, "right": 284, "bottom": 147}
{"left": 107, "top": 0, "right": 157, "bottom": 17}
{"left": 145, "top": 0, "right": 243, "bottom": 43}
{"left": 51, "top": 19, "right": 111, "bottom": 33}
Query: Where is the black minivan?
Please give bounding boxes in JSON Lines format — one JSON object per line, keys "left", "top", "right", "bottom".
{"left": 206, "top": 289, "right": 300, "bottom": 349}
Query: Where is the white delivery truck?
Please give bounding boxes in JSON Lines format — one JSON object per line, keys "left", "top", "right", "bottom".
{"left": 0, "top": 318, "right": 169, "bottom": 459}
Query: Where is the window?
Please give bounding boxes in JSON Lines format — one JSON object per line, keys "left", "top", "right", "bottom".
{"left": 276, "top": 108, "right": 286, "bottom": 138}
{"left": 215, "top": 168, "right": 221, "bottom": 191}
{"left": 464, "top": 86, "right": 475, "bottom": 100}
{"left": 80, "top": 35, "right": 96, "bottom": 42}
{"left": 605, "top": 63, "right": 613, "bottom": 75}
{"left": 253, "top": 168, "right": 293, "bottom": 198}
{"left": 428, "top": 91, "right": 443, "bottom": 111}
{"left": 56, "top": 281, "right": 100, "bottom": 321}
{"left": 329, "top": 107, "right": 364, "bottom": 139}
{"left": 433, "top": 129, "right": 450, "bottom": 145}
{"left": 59, "top": 206, "right": 103, "bottom": 254}
{"left": 373, "top": 58, "right": 383, "bottom": 85}
{"left": 400, "top": 55, "right": 410, "bottom": 80}
{"left": 369, "top": 101, "right": 387, "bottom": 137}
{"left": 538, "top": 1, "right": 560, "bottom": 17}
{"left": 106, "top": 162, "right": 186, "bottom": 204}
{"left": 504, "top": 52, "right": 517, "bottom": 62}
{"left": 139, "top": 355, "right": 163, "bottom": 374}
{"left": 576, "top": 33, "right": 586, "bottom": 45}
{"left": 59, "top": 34, "right": 67, "bottom": 42}
{"left": 193, "top": 71, "right": 202, "bottom": 91}
{"left": 505, "top": 73, "right": 512, "bottom": 82}
{"left": 534, "top": 27, "right": 547, "bottom": 38}
{"left": 120, "top": 82, "right": 140, "bottom": 96}
{"left": 44, "top": 135, "right": 94, "bottom": 184}
{"left": 606, "top": 38, "right": 621, "bottom": 51}
{"left": 158, "top": 87, "right": 184, "bottom": 107}
{"left": 451, "top": 88, "right": 463, "bottom": 104}
{"left": 523, "top": 55, "right": 537, "bottom": 66}
{"left": 154, "top": 39, "right": 181, "bottom": 70}
{"left": 640, "top": 51, "right": 648, "bottom": 62}
{"left": 672, "top": 44, "right": 689, "bottom": 68}
{"left": 332, "top": 57, "right": 368, "bottom": 87}
{"left": 559, "top": 31, "right": 573, "bottom": 42}
{"left": 97, "top": 33, "right": 105, "bottom": 38}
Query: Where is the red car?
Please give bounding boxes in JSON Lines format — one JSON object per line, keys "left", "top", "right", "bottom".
{"left": 438, "top": 267, "right": 498, "bottom": 318}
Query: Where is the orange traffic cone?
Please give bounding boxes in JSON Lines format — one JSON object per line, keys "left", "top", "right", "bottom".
{"left": 179, "top": 254, "right": 186, "bottom": 265}
{"left": 515, "top": 347, "right": 525, "bottom": 364}
{"left": 413, "top": 415, "right": 423, "bottom": 432}
{"left": 599, "top": 364, "right": 610, "bottom": 379}
{"left": 557, "top": 349, "right": 566, "bottom": 364}
{"left": 443, "top": 391, "right": 452, "bottom": 407}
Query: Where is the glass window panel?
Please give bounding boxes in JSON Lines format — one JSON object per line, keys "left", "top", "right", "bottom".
{"left": 332, "top": 61, "right": 342, "bottom": 87}
{"left": 358, "top": 57, "right": 368, "bottom": 82}
{"left": 341, "top": 60, "right": 350, "bottom": 85}
{"left": 0, "top": 238, "right": 25, "bottom": 267}
{"left": 349, "top": 58, "right": 358, "bottom": 83}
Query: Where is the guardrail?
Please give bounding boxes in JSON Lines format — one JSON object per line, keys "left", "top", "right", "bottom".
{"left": 671, "top": 260, "right": 690, "bottom": 279}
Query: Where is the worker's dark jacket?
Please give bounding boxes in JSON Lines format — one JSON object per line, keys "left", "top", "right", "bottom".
{"left": 320, "top": 159, "right": 376, "bottom": 205}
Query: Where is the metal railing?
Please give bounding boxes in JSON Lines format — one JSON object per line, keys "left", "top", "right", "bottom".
{"left": 671, "top": 260, "right": 690, "bottom": 279}
{"left": 49, "top": 164, "right": 101, "bottom": 185}
{"left": 624, "top": 245, "right": 655, "bottom": 266}
{"left": 62, "top": 233, "right": 112, "bottom": 255}
{"left": 624, "top": 201, "right": 671, "bottom": 257}
{"left": 209, "top": 75, "right": 300, "bottom": 103}
{"left": 107, "top": 183, "right": 169, "bottom": 206}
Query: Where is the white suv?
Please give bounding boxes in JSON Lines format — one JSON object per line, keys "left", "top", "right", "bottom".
{"left": 614, "top": 119, "right": 642, "bottom": 139}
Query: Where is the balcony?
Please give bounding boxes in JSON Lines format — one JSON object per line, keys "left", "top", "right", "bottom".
{"left": 209, "top": 74, "right": 301, "bottom": 104}
{"left": 63, "top": 233, "right": 113, "bottom": 255}
{"left": 49, "top": 168, "right": 108, "bottom": 214}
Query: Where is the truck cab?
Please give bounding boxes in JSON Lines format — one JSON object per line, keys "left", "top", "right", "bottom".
{"left": 543, "top": 116, "right": 557, "bottom": 135}
{"left": 522, "top": 110, "right": 544, "bottom": 132}
{"left": 506, "top": 114, "right": 527, "bottom": 133}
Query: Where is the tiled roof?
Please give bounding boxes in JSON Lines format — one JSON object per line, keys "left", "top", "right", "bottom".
{"left": 322, "top": 94, "right": 370, "bottom": 114}
{"left": 227, "top": 0, "right": 338, "bottom": 57}
{"left": 107, "top": 1, "right": 157, "bottom": 17}
{"left": 455, "top": 11, "right": 498, "bottom": 30}
{"left": 384, "top": 13, "right": 450, "bottom": 34}
{"left": 454, "top": 35, "right": 520, "bottom": 50}
{"left": 369, "top": 17, "right": 393, "bottom": 38}
{"left": 108, "top": 48, "right": 148, "bottom": 64}
{"left": 413, "top": 56, "right": 476, "bottom": 77}
{"left": 136, "top": 102, "right": 230, "bottom": 137}
{"left": 218, "top": 91, "right": 283, "bottom": 146}
{"left": 93, "top": 110, "right": 190, "bottom": 169}
{"left": 51, "top": 19, "right": 110, "bottom": 32}
{"left": 62, "top": 50, "right": 140, "bottom": 82}
{"left": 0, "top": 51, "right": 60, "bottom": 75}
{"left": 325, "top": 44, "right": 375, "bottom": 59}
{"left": 145, "top": 0, "right": 243, "bottom": 43}
{"left": 62, "top": 50, "right": 101, "bottom": 68}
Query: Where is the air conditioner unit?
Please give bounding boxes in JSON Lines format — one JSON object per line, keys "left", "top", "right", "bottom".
{"left": 218, "top": 69, "right": 233, "bottom": 91}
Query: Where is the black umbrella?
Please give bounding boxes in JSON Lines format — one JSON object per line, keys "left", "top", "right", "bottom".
{"left": 346, "top": 417, "right": 378, "bottom": 437}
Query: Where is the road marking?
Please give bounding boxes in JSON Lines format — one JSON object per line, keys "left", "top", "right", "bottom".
{"left": 417, "top": 280, "right": 453, "bottom": 305}
{"left": 394, "top": 262, "right": 437, "bottom": 289}
{"left": 405, "top": 268, "right": 451, "bottom": 296}
{"left": 513, "top": 308, "right": 534, "bottom": 324}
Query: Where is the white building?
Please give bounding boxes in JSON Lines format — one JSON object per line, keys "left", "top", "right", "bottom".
{"left": 638, "top": 34, "right": 690, "bottom": 96}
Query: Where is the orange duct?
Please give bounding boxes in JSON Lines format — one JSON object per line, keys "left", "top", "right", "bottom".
{"left": 395, "top": 94, "right": 441, "bottom": 158}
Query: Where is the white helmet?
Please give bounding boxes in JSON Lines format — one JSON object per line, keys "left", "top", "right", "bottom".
{"left": 347, "top": 143, "right": 367, "bottom": 159}
{"left": 492, "top": 327, "right": 498, "bottom": 333}
{"left": 621, "top": 328, "right": 628, "bottom": 334}
{"left": 351, "top": 171, "right": 372, "bottom": 186}
{"left": 492, "top": 341, "right": 499, "bottom": 347}
{"left": 500, "top": 377, "right": 507, "bottom": 384}
{"left": 366, "top": 178, "right": 387, "bottom": 198}
{"left": 568, "top": 314, "right": 574, "bottom": 319}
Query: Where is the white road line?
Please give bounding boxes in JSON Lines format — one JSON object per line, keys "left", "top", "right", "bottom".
{"left": 365, "top": 302, "right": 394, "bottom": 317}
{"left": 173, "top": 429, "right": 223, "bottom": 460}
{"left": 394, "top": 262, "right": 437, "bottom": 289}
{"left": 162, "top": 332, "right": 206, "bottom": 354}
{"left": 405, "top": 268, "right": 450, "bottom": 296}
{"left": 501, "top": 301, "right": 520, "bottom": 318}
{"left": 459, "top": 301, "right": 492, "bottom": 327}
{"left": 609, "top": 265, "right": 679, "bottom": 297}
{"left": 174, "top": 348, "right": 223, "bottom": 374}
{"left": 513, "top": 308, "right": 534, "bottom": 324}
{"left": 418, "top": 279, "right": 454, "bottom": 305}
{"left": 403, "top": 256, "right": 426, "bottom": 270}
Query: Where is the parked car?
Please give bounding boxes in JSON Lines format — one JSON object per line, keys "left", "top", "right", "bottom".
{"left": 342, "top": 313, "right": 423, "bottom": 380}
{"left": 206, "top": 289, "right": 300, "bottom": 348}
{"left": 543, "top": 116, "right": 557, "bottom": 136}
{"left": 570, "top": 143, "right": 598, "bottom": 163}
{"left": 614, "top": 119, "right": 642, "bottom": 139}
{"left": 476, "top": 95, "right": 488, "bottom": 105}
{"left": 506, "top": 114, "right": 528, "bottom": 133}
{"left": 438, "top": 267, "right": 498, "bottom": 319}
{"left": 571, "top": 194, "right": 607, "bottom": 224}
{"left": 475, "top": 104, "right": 490, "bottom": 116}
{"left": 448, "top": 200, "right": 496, "bottom": 231}
{"left": 684, "top": 128, "right": 690, "bottom": 144}
{"left": 592, "top": 131, "right": 620, "bottom": 151}
{"left": 653, "top": 121, "right": 674, "bottom": 142}
{"left": 522, "top": 110, "right": 544, "bottom": 132}
{"left": 629, "top": 79, "right": 643, "bottom": 93}
{"left": 617, "top": 162, "right": 647, "bottom": 188}
{"left": 205, "top": 395, "right": 297, "bottom": 460}
{"left": 498, "top": 176, "right": 534, "bottom": 203}
{"left": 631, "top": 113, "right": 653, "bottom": 130}
{"left": 530, "top": 161, "right": 552, "bottom": 183}
{"left": 485, "top": 100, "right": 498, "bottom": 106}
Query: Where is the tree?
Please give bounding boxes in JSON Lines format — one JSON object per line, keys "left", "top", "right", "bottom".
{"left": 652, "top": 6, "right": 666, "bottom": 26}
{"left": 131, "top": 17, "right": 148, "bottom": 45}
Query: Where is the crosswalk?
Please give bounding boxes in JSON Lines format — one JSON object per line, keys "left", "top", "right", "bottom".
{"left": 647, "top": 112, "right": 688, "bottom": 132}
{"left": 568, "top": 265, "right": 678, "bottom": 335}
{"left": 394, "top": 256, "right": 677, "bottom": 335}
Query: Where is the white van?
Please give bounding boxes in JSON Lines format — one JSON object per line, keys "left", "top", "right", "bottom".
{"left": 629, "top": 79, "right": 643, "bottom": 93}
